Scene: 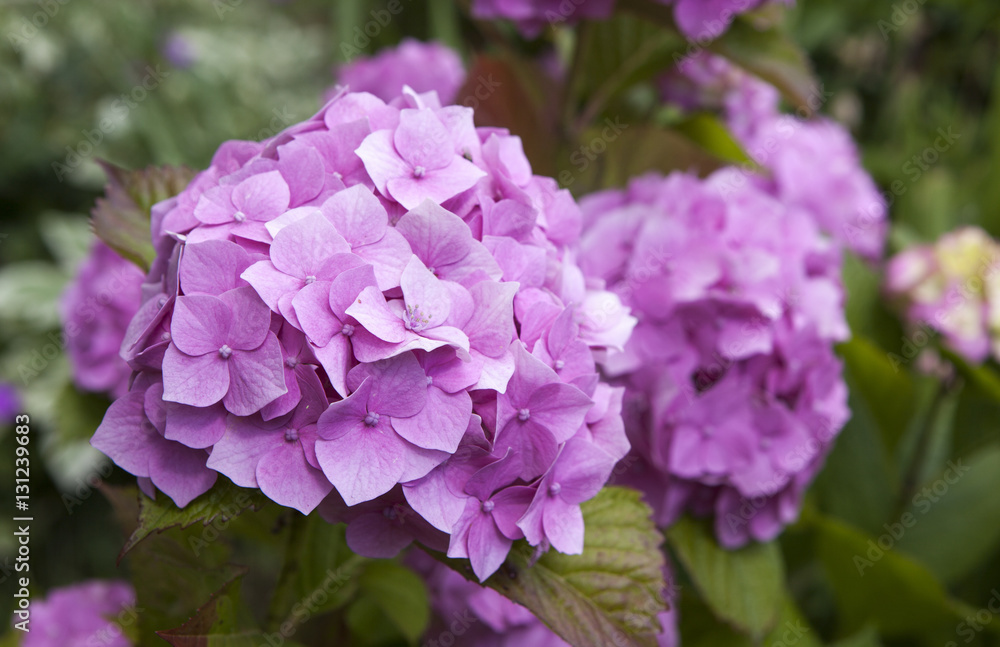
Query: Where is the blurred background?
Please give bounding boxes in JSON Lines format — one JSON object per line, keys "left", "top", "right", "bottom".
{"left": 1, "top": 0, "right": 1000, "bottom": 645}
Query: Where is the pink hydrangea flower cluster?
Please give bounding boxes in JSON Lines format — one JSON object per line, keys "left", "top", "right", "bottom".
{"left": 17, "top": 580, "right": 135, "bottom": 647}
{"left": 578, "top": 171, "right": 850, "bottom": 547}
{"left": 92, "top": 87, "right": 633, "bottom": 581}
{"left": 329, "top": 39, "right": 467, "bottom": 105}
{"left": 662, "top": 52, "right": 887, "bottom": 259}
{"left": 471, "top": 0, "right": 791, "bottom": 40}
{"left": 885, "top": 227, "right": 1000, "bottom": 364}
{"left": 61, "top": 239, "right": 145, "bottom": 398}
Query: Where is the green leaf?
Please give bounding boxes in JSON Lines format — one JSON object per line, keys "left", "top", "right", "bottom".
{"left": 894, "top": 444, "right": 1000, "bottom": 583}
{"left": 812, "top": 382, "right": 896, "bottom": 535}
{"left": 267, "top": 516, "right": 365, "bottom": 630}
{"left": 157, "top": 574, "right": 262, "bottom": 647}
{"left": 92, "top": 162, "right": 195, "bottom": 271}
{"left": 0, "top": 261, "right": 69, "bottom": 329}
{"left": 939, "top": 346, "right": 1000, "bottom": 403}
{"left": 707, "top": 18, "right": 819, "bottom": 113}
{"left": 839, "top": 336, "right": 917, "bottom": 452}
{"left": 829, "top": 626, "right": 883, "bottom": 647}
{"left": 666, "top": 517, "right": 784, "bottom": 639}
{"left": 678, "top": 589, "right": 819, "bottom": 646}
{"left": 356, "top": 561, "right": 430, "bottom": 645}
{"left": 894, "top": 381, "right": 961, "bottom": 506}
{"left": 428, "top": 486, "right": 667, "bottom": 647}
{"left": 566, "top": 14, "right": 685, "bottom": 130}
{"left": 120, "top": 477, "right": 270, "bottom": 559}
{"left": 562, "top": 124, "right": 731, "bottom": 195}
{"left": 812, "top": 514, "right": 973, "bottom": 639}
{"left": 671, "top": 113, "right": 754, "bottom": 165}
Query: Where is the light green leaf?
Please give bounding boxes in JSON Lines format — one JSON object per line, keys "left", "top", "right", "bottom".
{"left": 357, "top": 561, "right": 430, "bottom": 645}
{"left": 839, "top": 336, "right": 917, "bottom": 452}
{"left": 429, "top": 486, "right": 667, "bottom": 647}
{"left": 672, "top": 113, "right": 754, "bottom": 165}
{"left": 667, "top": 517, "right": 784, "bottom": 639}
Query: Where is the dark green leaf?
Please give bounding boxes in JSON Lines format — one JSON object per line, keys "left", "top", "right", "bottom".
{"left": 839, "top": 336, "right": 917, "bottom": 452}
{"left": 667, "top": 516, "right": 784, "bottom": 639}
{"left": 428, "top": 486, "right": 667, "bottom": 647}
{"left": 895, "top": 444, "right": 1000, "bottom": 583}
{"left": 92, "top": 162, "right": 194, "bottom": 271}
{"left": 267, "top": 516, "right": 364, "bottom": 629}
{"left": 121, "top": 478, "right": 269, "bottom": 559}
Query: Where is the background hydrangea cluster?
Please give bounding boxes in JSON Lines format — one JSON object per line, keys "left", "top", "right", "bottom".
{"left": 886, "top": 227, "right": 1000, "bottom": 364}
{"left": 472, "top": 0, "right": 793, "bottom": 40}
{"left": 578, "top": 169, "right": 852, "bottom": 546}
{"left": 90, "top": 85, "right": 634, "bottom": 582}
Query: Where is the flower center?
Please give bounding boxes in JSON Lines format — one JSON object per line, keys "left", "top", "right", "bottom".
{"left": 161, "top": 332, "right": 171, "bottom": 342}
{"left": 518, "top": 408, "right": 531, "bottom": 422}
{"left": 412, "top": 165, "right": 426, "bottom": 178}
{"left": 218, "top": 344, "right": 233, "bottom": 359}
{"left": 548, "top": 482, "right": 562, "bottom": 497}
{"left": 364, "top": 412, "right": 380, "bottom": 427}
{"left": 304, "top": 275, "right": 316, "bottom": 285}
{"left": 233, "top": 210, "right": 247, "bottom": 223}
{"left": 554, "top": 359, "right": 565, "bottom": 370}
{"left": 481, "top": 500, "right": 495, "bottom": 513}
{"left": 284, "top": 428, "right": 299, "bottom": 442}
{"left": 285, "top": 356, "right": 298, "bottom": 368}
{"left": 425, "top": 375, "right": 434, "bottom": 386}
{"left": 383, "top": 506, "right": 397, "bottom": 520}
{"left": 341, "top": 323, "right": 355, "bottom": 337}
{"left": 157, "top": 296, "right": 168, "bottom": 308}
{"left": 404, "top": 304, "right": 431, "bottom": 332}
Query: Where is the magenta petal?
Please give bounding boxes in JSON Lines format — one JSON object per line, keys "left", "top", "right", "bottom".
{"left": 205, "top": 418, "right": 283, "bottom": 488}
{"left": 270, "top": 213, "right": 351, "bottom": 279}
{"left": 354, "top": 228, "right": 412, "bottom": 291}
{"left": 219, "top": 286, "right": 272, "bottom": 351}
{"left": 292, "top": 281, "right": 339, "bottom": 346}
{"left": 193, "top": 185, "right": 236, "bottom": 225}
{"left": 315, "top": 419, "right": 408, "bottom": 505}
{"left": 171, "top": 295, "right": 230, "bottom": 356}
{"left": 161, "top": 345, "right": 230, "bottom": 408}
{"left": 243, "top": 261, "right": 305, "bottom": 313}
{"left": 490, "top": 486, "right": 533, "bottom": 540}
{"left": 257, "top": 443, "right": 333, "bottom": 513}
{"left": 543, "top": 498, "right": 584, "bottom": 554}
{"left": 403, "top": 471, "right": 468, "bottom": 533}
{"left": 91, "top": 391, "right": 154, "bottom": 477}
{"left": 163, "top": 401, "right": 227, "bottom": 449}
{"left": 395, "top": 200, "right": 471, "bottom": 269}
{"left": 317, "top": 378, "right": 371, "bottom": 441}
{"left": 147, "top": 442, "right": 216, "bottom": 508}
{"left": 400, "top": 256, "right": 451, "bottom": 329}
{"left": 346, "top": 352, "right": 428, "bottom": 418}
{"left": 394, "top": 108, "right": 454, "bottom": 170}
{"left": 467, "top": 516, "right": 512, "bottom": 582}
{"left": 231, "top": 170, "right": 290, "bottom": 221}
{"left": 466, "top": 282, "right": 518, "bottom": 357}
{"left": 321, "top": 184, "right": 389, "bottom": 246}
{"left": 180, "top": 240, "right": 252, "bottom": 295}
{"left": 355, "top": 129, "right": 411, "bottom": 197}
{"left": 313, "top": 334, "right": 353, "bottom": 398}
{"left": 387, "top": 161, "right": 485, "bottom": 211}
{"left": 277, "top": 143, "right": 326, "bottom": 207}
{"left": 329, "top": 263, "right": 380, "bottom": 317}
{"left": 346, "top": 513, "right": 414, "bottom": 558}
{"left": 391, "top": 387, "right": 470, "bottom": 453}
{"left": 528, "top": 382, "right": 592, "bottom": 444}
{"left": 223, "top": 333, "right": 287, "bottom": 416}
{"left": 345, "top": 286, "right": 406, "bottom": 343}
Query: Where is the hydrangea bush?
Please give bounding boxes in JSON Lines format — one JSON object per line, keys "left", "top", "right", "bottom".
{"left": 91, "top": 86, "right": 633, "bottom": 581}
